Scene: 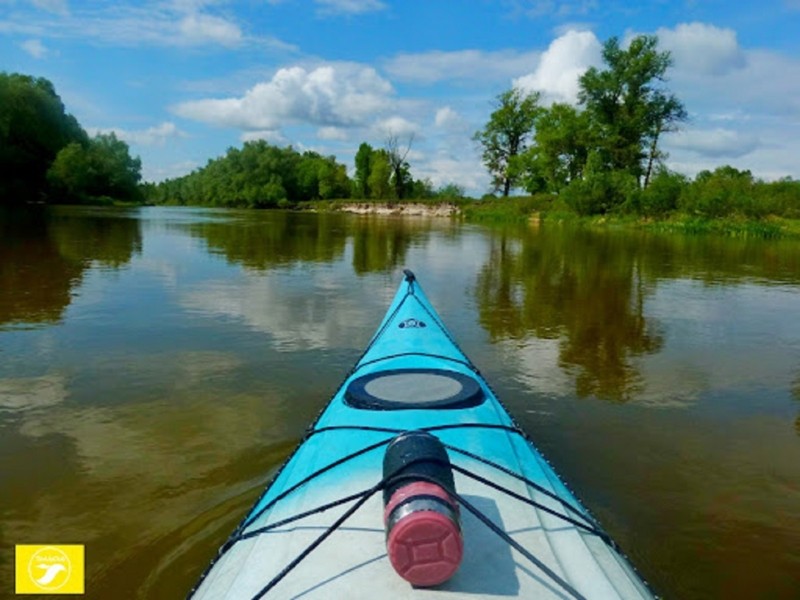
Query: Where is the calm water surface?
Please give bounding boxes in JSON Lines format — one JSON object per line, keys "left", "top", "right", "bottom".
{"left": 1, "top": 206, "right": 799, "bottom": 598}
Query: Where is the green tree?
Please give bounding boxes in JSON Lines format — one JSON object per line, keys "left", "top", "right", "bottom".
{"left": 0, "top": 72, "right": 86, "bottom": 204}
{"left": 642, "top": 93, "right": 687, "bottom": 188}
{"left": 679, "top": 166, "right": 756, "bottom": 218}
{"left": 146, "top": 140, "right": 350, "bottom": 207}
{"left": 578, "top": 35, "right": 686, "bottom": 185}
{"left": 637, "top": 168, "right": 686, "bottom": 216}
{"left": 47, "top": 133, "right": 142, "bottom": 204}
{"left": 473, "top": 88, "right": 542, "bottom": 197}
{"left": 368, "top": 150, "right": 391, "bottom": 200}
{"left": 436, "top": 183, "right": 465, "bottom": 199}
{"left": 317, "top": 157, "right": 350, "bottom": 199}
{"left": 410, "top": 178, "right": 435, "bottom": 199}
{"left": 353, "top": 142, "right": 373, "bottom": 199}
{"left": 512, "top": 103, "right": 592, "bottom": 194}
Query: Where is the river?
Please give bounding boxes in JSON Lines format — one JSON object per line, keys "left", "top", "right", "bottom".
{"left": 1, "top": 206, "right": 799, "bottom": 598}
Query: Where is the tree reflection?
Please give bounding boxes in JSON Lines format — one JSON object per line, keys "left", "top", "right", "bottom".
{"left": 476, "top": 226, "right": 663, "bottom": 401}
{"left": 48, "top": 207, "right": 142, "bottom": 268}
{"left": 187, "top": 211, "right": 431, "bottom": 275}
{"left": 351, "top": 216, "right": 424, "bottom": 275}
{"left": 0, "top": 207, "right": 141, "bottom": 327}
{"left": 188, "top": 211, "right": 349, "bottom": 270}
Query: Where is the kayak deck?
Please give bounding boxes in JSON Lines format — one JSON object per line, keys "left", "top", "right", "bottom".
{"left": 190, "top": 271, "right": 654, "bottom": 599}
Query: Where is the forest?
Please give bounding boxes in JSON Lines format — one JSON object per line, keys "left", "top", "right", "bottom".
{"left": 2, "top": 33, "right": 799, "bottom": 222}
{"left": 0, "top": 72, "right": 142, "bottom": 206}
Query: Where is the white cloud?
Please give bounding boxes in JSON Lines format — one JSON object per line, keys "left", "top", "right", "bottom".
{"left": 665, "top": 128, "right": 760, "bottom": 159}
{"left": 657, "top": 22, "right": 746, "bottom": 76}
{"left": 384, "top": 49, "right": 541, "bottom": 85}
{"left": 90, "top": 122, "right": 188, "bottom": 146}
{"left": 0, "top": 3, "right": 267, "bottom": 49}
{"left": 20, "top": 38, "right": 48, "bottom": 58}
{"left": 414, "top": 151, "right": 489, "bottom": 193}
{"left": 317, "top": 126, "right": 348, "bottom": 141}
{"left": 142, "top": 159, "right": 199, "bottom": 183}
{"left": 173, "top": 63, "right": 394, "bottom": 131}
{"left": 373, "top": 115, "right": 419, "bottom": 138}
{"left": 241, "top": 129, "right": 289, "bottom": 144}
{"left": 513, "top": 29, "right": 602, "bottom": 104}
{"left": 434, "top": 106, "right": 462, "bottom": 129}
{"left": 655, "top": 28, "right": 800, "bottom": 180}
{"left": 315, "top": 0, "right": 386, "bottom": 15}
{"left": 177, "top": 12, "right": 242, "bottom": 47}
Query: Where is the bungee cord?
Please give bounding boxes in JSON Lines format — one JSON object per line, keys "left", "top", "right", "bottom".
{"left": 201, "top": 423, "right": 607, "bottom": 600}
{"left": 237, "top": 445, "right": 590, "bottom": 600}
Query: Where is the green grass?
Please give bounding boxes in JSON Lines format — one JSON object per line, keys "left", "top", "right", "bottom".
{"left": 298, "top": 196, "right": 800, "bottom": 239}
{"left": 639, "top": 215, "right": 800, "bottom": 239}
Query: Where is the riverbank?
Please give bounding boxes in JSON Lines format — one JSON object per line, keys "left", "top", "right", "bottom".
{"left": 302, "top": 197, "right": 800, "bottom": 239}
{"left": 318, "top": 201, "right": 460, "bottom": 217}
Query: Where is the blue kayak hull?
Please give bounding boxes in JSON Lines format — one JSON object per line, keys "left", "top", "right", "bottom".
{"left": 191, "top": 272, "right": 655, "bottom": 599}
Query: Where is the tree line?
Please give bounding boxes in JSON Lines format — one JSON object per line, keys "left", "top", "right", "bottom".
{"left": 144, "top": 135, "right": 465, "bottom": 208}
{"left": 3, "top": 32, "right": 799, "bottom": 220}
{"left": 0, "top": 72, "right": 143, "bottom": 206}
{"left": 473, "top": 35, "right": 800, "bottom": 219}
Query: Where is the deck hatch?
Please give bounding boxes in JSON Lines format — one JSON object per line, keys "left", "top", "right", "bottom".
{"left": 344, "top": 368, "right": 484, "bottom": 410}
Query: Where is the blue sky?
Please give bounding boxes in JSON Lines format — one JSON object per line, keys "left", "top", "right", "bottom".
{"left": 2, "top": 0, "right": 799, "bottom": 194}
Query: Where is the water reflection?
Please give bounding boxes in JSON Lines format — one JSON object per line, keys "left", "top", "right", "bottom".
{"left": 1, "top": 207, "right": 799, "bottom": 598}
{"left": 0, "top": 347, "right": 310, "bottom": 596}
{"left": 180, "top": 269, "right": 379, "bottom": 352}
{"left": 476, "top": 225, "right": 800, "bottom": 403}
{"left": 0, "top": 207, "right": 142, "bottom": 328}
{"left": 476, "top": 228, "right": 663, "bottom": 401}
{"left": 186, "top": 211, "right": 349, "bottom": 270}
{"left": 351, "top": 216, "right": 426, "bottom": 275}
{"left": 184, "top": 210, "right": 435, "bottom": 276}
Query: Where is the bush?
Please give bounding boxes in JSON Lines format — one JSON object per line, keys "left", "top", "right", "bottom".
{"left": 561, "top": 170, "right": 638, "bottom": 215}
{"left": 638, "top": 169, "right": 687, "bottom": 216}
{"left": 679, "top": 166, "right": 755, "bottom": 218}
{"left": 754, "top": 177, "right": 800, "bottom": 218}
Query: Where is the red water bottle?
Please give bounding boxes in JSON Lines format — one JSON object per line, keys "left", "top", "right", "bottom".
{"left": 382, "top": 431, "right": 463, "bottom": 587}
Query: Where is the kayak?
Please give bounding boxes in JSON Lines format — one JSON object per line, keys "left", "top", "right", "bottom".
{"left": 190, "top": 270, "right": 655, "bottom": 599}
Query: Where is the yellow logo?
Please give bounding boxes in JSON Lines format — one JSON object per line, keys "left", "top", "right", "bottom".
{"left": 15, "top": 545, "right": 84, "bottom": 594}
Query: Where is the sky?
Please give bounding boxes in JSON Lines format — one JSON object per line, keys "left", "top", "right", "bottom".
{"left": 2, "top": 0, "right": 799, "bottom": 194}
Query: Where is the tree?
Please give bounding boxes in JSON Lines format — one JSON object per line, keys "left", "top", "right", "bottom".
{"left": 353, "top": 142, "right": 373, "bottom": 199}
{"left": 0, "top": 72, "right": 86, "bottom": 204}
{"left": 47, "top": 133, "right": 142, "bottom": 204}
{"left": 385, "top": 134, "right": 414, "bottom": 201}
{"left": 642, "top": 93, "right": 687, "bottom": 187}
{"left": 317, "top": 157, "right": 350, "bottom": 199}
{"left": 473, "top": 88, "right": 542, "bottom": 197}
{"left": 578, "top": 35, "right": 686, "bottom": 186}
{"left": 512, "top": 103, "right": 592, "bottom": 194}
{"left": 436, "top": 183, "right": 465, "bottom": 199}
{"left": 367, "top": 150, "right": 391, "bottom": 200}
{"left": 145, "top": 141, "right": 351, "bottom": 207}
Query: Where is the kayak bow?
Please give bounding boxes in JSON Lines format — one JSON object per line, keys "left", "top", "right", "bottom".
{"left": 190, "top": 270, "right": 655, "bottom": 599}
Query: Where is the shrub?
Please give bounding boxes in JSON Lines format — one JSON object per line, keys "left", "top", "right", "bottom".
{"left": 639, "top": 169, "right": 687, "bottom": 216}
{"left": 561, "top": 170, "right": 638, "bottom": 215}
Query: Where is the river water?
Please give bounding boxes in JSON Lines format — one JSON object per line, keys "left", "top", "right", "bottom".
{"left": 1, "top": 206, "right": 799, "bottom": 598}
